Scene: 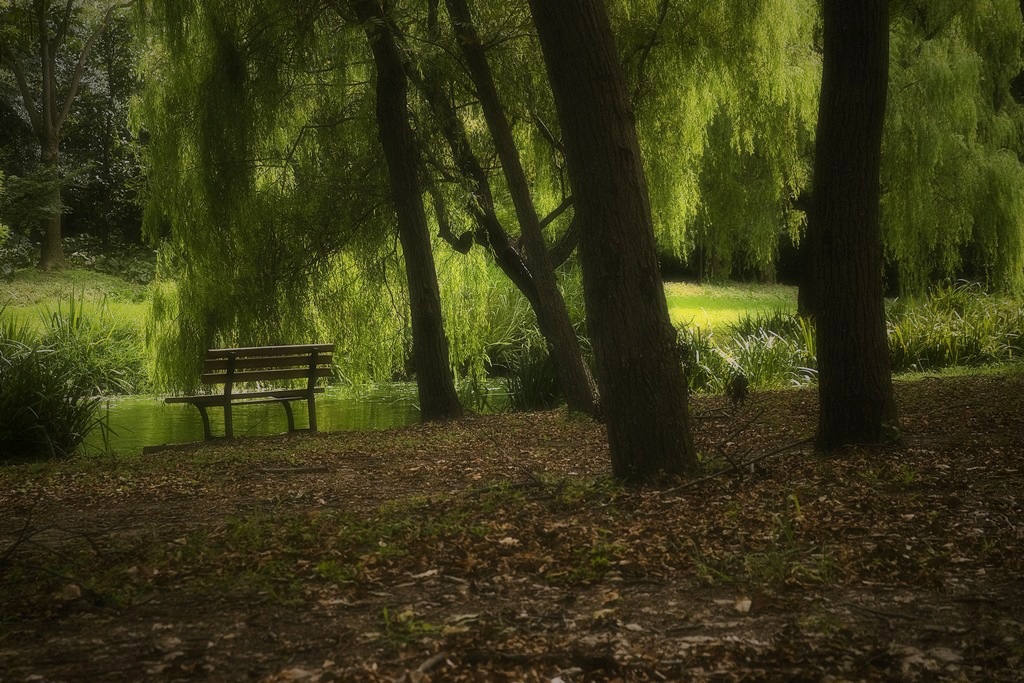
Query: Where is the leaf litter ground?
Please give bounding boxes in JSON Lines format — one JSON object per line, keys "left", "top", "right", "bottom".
{"left": 1, "top": 373, "right": 1022, "bottom": 681}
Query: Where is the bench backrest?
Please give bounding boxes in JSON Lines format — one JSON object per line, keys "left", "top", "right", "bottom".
{"left": 202, "top": 344, "right": 335, "bottom": 387}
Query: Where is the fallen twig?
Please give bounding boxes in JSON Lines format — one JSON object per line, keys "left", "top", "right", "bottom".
{"left": 661, "top": 436, "right": 814, "bottom": 495}
{"left": 416, "top": 651, "right": 450, "bottom": 674}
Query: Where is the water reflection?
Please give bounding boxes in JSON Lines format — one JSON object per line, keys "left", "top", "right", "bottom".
{"left": 87, "top": 384, "right": 427, "bottom": 455}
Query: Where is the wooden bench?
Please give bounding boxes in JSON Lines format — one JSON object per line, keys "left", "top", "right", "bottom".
{"left": 165, "top": 344, "right": 335, "bottom": 440}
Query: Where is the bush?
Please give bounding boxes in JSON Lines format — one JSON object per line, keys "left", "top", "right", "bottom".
{"left": 40, "top": 293, "right": 150, "bottom": 395}
{"left": 886, "top": 282, "right": 1024, "bottom": 371}
{"left": 0, "top": 336, "right": 103, "bottom": 461}
{"left": 679, "top": 326, "right": 732, "bottom": 393}
{"left": 64, "top": 234, "right": 156, "bottom": 285}
{"left": 505, "top": 334, "right": 560, "bottom": 411}
{"left": 0, "top": 232, "right": 36, "bottom": 279}
{"left": 680, "top": 313, "right": 817, "bottom": 393}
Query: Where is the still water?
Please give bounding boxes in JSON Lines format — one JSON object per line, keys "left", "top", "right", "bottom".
{"left": 86, "top": 384, "right": 429, "bottom": 455}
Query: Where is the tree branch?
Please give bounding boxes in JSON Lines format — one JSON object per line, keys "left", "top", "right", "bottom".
{"left": 547, "top": 216, "right": 579, "bottom": 268}
{"left": 54, "top": 0, "right": 75, "bottom": 53}
{"left": 0, "top": 45, "right": 43, "bottom": 135}
{"left": 531, "top": 109, "right": 564, "bottom": 155}
{"left": 630, "top": 0, "right": 671, "bottom": 105}
{"left": 428, "top": 185, "right": 474, "bottom": 254}
{"left": 55, "top": 0, "right": 132, "bottom": 132}
{"left": 538, "top": 194, "right": 572, "bottom": 231}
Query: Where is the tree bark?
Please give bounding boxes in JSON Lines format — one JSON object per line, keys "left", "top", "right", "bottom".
{"left": 38, "top": 135, "right": 64, "bottom": 269}
{"left": 811, "top": 0, "right": 897, "bottom": 448}
{"left": 411, "top": 59, "right": 601, "bottom": 414}
{"left": 527, "top": 0, "right": 698, "bottom": 482}
{"left": 353, "top": 0, "right": 462, "bottom": 421}
{"left": 443, "top": 0, "right": 598, "bottom": 415}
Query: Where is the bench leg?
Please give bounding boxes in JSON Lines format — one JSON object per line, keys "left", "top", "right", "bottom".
{"left": 307, "top": 395, "right": 318, "bottom": 432}
{"left": 197, "top": 405, "right": 213, "bottom": 441}
{"left": 224, "top": 403, "right": 233, "bottom": 439}
{"left": 281, "top": 401, "right": 296, "bottom": 432}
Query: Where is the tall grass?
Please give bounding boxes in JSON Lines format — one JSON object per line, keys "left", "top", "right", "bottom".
{"left": 0, "top": 310, "right": 105, "bottom": 460}
{"left": 887, "top": 282, "right": 1024, "bottom": 371}
{"left": 40, "top": 292, "right": 149, "bottom": 395}
{"left": 678, "top": 282, "right": 1023, "bottom": 394}
{"left": 505, "top": 333, "right": 561, "bottom": 411}
{"left": 679, "top": 320, "right": 816, "bottom": 394}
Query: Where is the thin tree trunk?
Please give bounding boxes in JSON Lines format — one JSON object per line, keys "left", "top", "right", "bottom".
{"left": 443, "top": 0, "right": 598, "bottom": 416}
{"left": 353, "top": 0, "right": 462, "bottom": 421}
{"left": 812, "top": 0, "right": 897, "bottom": 448}
{"left": 38, "top": 137, "right": 64, "bottom": 270}
{"left": 528, "top": 0, "right": 698, "bottom": 482}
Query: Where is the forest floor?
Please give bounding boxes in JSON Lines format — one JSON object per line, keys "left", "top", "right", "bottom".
{"left": 1, "top": 371, "right": 1022, "bottom": 682}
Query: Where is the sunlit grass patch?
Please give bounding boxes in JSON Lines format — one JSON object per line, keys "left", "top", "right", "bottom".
{"left": 2, "top": 267, "right": 149, "bottom": 334}
{"left": 664, "top": 282, "right": 797, "bottom": 329}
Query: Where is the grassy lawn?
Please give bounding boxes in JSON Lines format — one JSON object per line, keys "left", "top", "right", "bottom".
{"left": 664, "top": 281, "right": 797, "bottom": 329}
{"left": 1, "top": 267, "right": 149, "bottom": 333}
{"left": 3, "top": 271, "right": 799, "bottom": 337}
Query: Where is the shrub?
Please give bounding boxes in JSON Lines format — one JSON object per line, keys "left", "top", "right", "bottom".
{"left": 505, "top": 334, "right": 560, "bottom": 411}
{"left": 886, "top": 282, "right": 1024, "bottom": 372}
{"left": 0, "top": 233, "right": 36, "bottom": 280}
{"left": 0, "top": 336, "right": 103, "bottom": 460}
{"left": 680, "top": 314, "right": 816, "bottom": 393}
{"left": 679, "top": 325, "right": 732, "bottom": 393}
{"left": 64, "top": 234, "right": 156, "bottom": 285}
{"left": 40, "top": 293, "right": 149, "bottom": 394}
{"left": 728, "top": 309, "right": 806, "bottom": 341}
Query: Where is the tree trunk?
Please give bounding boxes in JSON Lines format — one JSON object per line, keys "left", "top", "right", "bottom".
{"left": 812, "top": 0, "right": 897, "bottom": 448}
{"left": 528, "top": 0, "right": 698, "bottom": 482}
{"left": 443, "top": 0, "right": 598, "bottom": 416}
{"left": 38, "top": 137, "right": 64, "bottom": 270}
{"left": 353, "top": 0, "right": 462, "bottom": 421}
{"left": 796, "top": 227, "right": 814, "bottom": 317}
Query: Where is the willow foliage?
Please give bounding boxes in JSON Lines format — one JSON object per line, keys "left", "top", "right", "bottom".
{"left": 136, "top": 0, "right": 497, "bottom": 390}
{"left": 611, "top": 0, "right": 820, "bottom": 273}
{"left": 135, "top": 0, "right": 1024, "bottom": 393}
{"left": 613, "top": 0, "right": 1024, "bottom": 291}
{"left": 884, "top": 0, "right": 1024, "bottom": 292}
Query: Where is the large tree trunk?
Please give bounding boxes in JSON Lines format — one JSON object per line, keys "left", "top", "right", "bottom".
{"left": 443, "top": 0, "right": 598, "bottom": 416}
{"left": 528, "top": 0, "right": 698, "bottom": 482}
{"left": 811, "top": 0, "right": 897, "bottom": 448}
{"left": 353, "top": 0, "right": 462, "bottom": 421}
{"left": 38, "top": 136, "right": 65, "bottom": 270}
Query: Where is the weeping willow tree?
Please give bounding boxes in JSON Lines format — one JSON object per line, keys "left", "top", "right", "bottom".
{"left": 136, "top": 1, "right": 493, "bottom": 394}
{"left": 612, "top": 0, "right": 1024, "bottom": 293}
{"left": 610, "top": 0, "right": 821, "bottom": 278}
{"left": 382, "top": 0, "right": 600, "bottom": 414}
{"left": 883, "top": 0, "right": 1024, "bottom": 293}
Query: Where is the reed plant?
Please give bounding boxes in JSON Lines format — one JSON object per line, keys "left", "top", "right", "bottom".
{"left": 0, "top": 317, "right": 104, "bottom": 460}
{"left": 40, "top": 292, "right": 149, "bottom": 395}
{"left": 505, "top": 333, "right": 561, "bottom": 411}
{"left": 886, "top": 282, "right": 1024, "bottom": 371}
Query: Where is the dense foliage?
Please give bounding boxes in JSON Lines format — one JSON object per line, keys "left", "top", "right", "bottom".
{"left": 0, "top": 316, "right": 104, "bottom": 459}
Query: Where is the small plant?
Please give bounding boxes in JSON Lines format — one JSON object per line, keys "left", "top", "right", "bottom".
{"left": 40, "top": 292, "right": 149, "bottom": 395}
{"left": 505, "top": 334, "right": 560, "bottom": 411}
{"left": 0, "top": 335, "right": 104, "bottom": 460}
{"left": 380, "top": 607, "right": 438, "bottom": 645}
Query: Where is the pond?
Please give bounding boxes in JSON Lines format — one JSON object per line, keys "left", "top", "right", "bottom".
{"left": 85, "top": 383, "right": 507, "bottom": 455}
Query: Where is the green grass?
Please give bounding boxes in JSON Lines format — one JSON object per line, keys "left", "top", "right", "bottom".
{"left": 665, "top": 282, "right": 797, "bottom": 329}
{"left": 2, "top": 267, "right": 149, "bottom": 333}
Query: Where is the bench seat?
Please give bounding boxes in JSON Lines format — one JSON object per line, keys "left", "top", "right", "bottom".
{"left": 164, "top": 344, "right": 334, "bottom": 441}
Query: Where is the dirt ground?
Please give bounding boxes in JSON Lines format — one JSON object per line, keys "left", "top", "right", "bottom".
{"left": 1, "top": 372, "right": 1022, "bottom": 682}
